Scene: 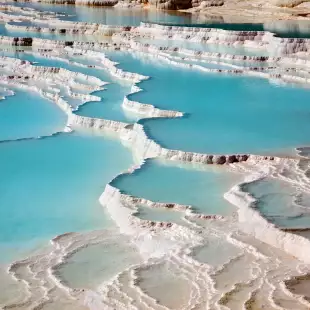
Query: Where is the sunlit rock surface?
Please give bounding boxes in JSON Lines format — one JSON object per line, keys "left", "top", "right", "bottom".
{"left": 6, "top": 0, "right": 310, "bottom": 17}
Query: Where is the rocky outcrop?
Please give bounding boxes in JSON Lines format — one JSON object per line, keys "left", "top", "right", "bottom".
{"left": 273, "top": 0, "right": 308, "bottom": 7}
{"left": 7, "top": 0, "right": 310, "bottom": 16}
{"left": 191, "top": 0, "right": 224, "bottom": 8}
{"left": 20, "top": 0, "right": 118, "bottom": 5}
{"left": 148, "top": 0, "right": 192, "bottom": 9}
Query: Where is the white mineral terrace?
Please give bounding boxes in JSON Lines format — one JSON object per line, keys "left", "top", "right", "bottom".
{"left": 4, "top": 18, "right": 310, "bottom": 55}
{"left": 101, "top": 159, "right": 310, "bottom": 265}
{"left": 2, "top": 12, "right": 310, "bottom": 309}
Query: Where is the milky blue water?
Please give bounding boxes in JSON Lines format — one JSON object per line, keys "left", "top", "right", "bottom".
{"left": 245, "top": 178, "right": 310, "bottom": 228}
{"left": 0, "top": 131, "right": 133, "bottom": 262}
{"left": 112, "top": 159, "right": 240, "bottom": 215}
{"left": 135, "top": 204, "right": 185, "bottom": 224}
{"left": 107, "top": 51, "right": 310, "bottom": 155}
{"left": 0, "top": 89, "right": 66, "bottom": 141}
{"left": 59, "top": 235, "right": 141, "bottom": 289}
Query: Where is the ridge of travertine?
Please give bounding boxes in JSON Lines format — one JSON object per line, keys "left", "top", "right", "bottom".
{"left": 2, "top": 11, "right": 310, "bottom": 310}
{"left": 1, "top": 24, "right": 309, "bottom": 271}
{"left": 3, "top": 33, "right": 310, "bottom": 86}
{"left": 5, "top": 19, "right": 310, "bottom": 57}
{"left": 224, "top": 173, "right": 310, "bottom": 264}
{"left": 0, "top": 44, "right": 299, "bottom": 164}
{"left": 100, "top": 180, "right": 310, "bottom": 264}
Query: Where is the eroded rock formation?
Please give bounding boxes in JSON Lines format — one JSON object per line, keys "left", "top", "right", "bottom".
{"left": 6, "top": 0, "right": 310, "bottom": 18}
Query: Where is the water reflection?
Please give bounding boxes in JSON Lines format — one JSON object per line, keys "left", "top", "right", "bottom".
{"left": 5, "top": 1, "right": 195, "bottom": 25}
{"left": 5, "top": 1, "right": 310, "bottom": 37}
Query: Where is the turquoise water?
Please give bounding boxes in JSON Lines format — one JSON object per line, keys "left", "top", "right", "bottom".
{"left": 112, "top": 159, "right": 239, "bottom": 215}
{"left": 3, "top": 4, "right": 310, "bottom": 308}
{"left": 0, "top": 131, "right": 133, "bottom": 262}
{"left": 245, "top": 178, "right": 310, "bottom": 228}
{"left": 0, "top": 51, "right": 136, "bottom": 122}
{"left": 0, "top": 89, "right": 66, "bottom": 141}
{"left": 107, "top": 51, "right": 310, "bottom": 154}
{"left": 76, "top": 82, "right": 138, "bottom": 122}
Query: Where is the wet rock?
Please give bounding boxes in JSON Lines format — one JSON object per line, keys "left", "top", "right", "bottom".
{"left": 206, "top": 155, "right": 214, "bottom": 164}
{"left": 214, "top": 155, "right": 226, "bottom": 165}
{"left": 148, "top": 0, "right": 192, "bottom": 10}
{"left": 122, "top": 26, "right": 132, "bottom": 31}
{"left": 227, "top": 155, "right": 238, "bottom": 163}
{"left": 192, "top": 0, "right": 223, "bottom": 8}
{"left": 239, "top": 154, "right": 249, "bottom": 162}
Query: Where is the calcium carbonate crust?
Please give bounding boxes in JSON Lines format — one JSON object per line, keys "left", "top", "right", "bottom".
{"left": 2, "top": 16, "right": 310, "bottom": 310}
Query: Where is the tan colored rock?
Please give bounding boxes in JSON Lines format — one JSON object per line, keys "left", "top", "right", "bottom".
{"left": 214, "top": 155, "right": 226, "bottom": 164}
{"left": 148, "top": 0, "right": 192, "bottom": 9}
{"left": 192, "top": 0, "right": 224, "bottom": 8}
